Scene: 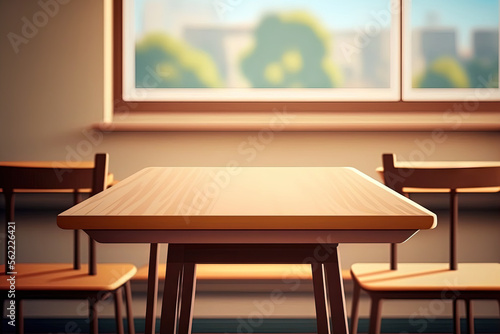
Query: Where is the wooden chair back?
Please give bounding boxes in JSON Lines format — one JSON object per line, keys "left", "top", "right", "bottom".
{"left": 382, "top": 153, "right": 500, "bottom": 191}
{"left": 382, "top": 153, "right": 500, "bottom": 270}
{"left": 0, "top": 153, "right": 109, "bottom": 275}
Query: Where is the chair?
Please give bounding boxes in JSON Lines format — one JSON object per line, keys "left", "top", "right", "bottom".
{"left": 350, "top": 153, "right": 500, "bottom": 334}
{"left": 0, "top": 153, "right": 137, "bottom": 334}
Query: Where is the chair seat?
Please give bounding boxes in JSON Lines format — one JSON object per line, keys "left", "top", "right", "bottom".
{"left": 134, "top": 263, "right": 352, "bottom": 281}
{"left": 351, "top": 262, "right": 500, "bottom": 292}
{"left": 0, "top": 263, "right": 137, "bottom": 291}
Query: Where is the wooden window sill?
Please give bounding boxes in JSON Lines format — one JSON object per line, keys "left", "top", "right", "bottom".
{"left": 94, "top": 111, "right": 500, "bottom": 132}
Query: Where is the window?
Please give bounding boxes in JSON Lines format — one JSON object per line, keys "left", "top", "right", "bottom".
{"left": 109, "top": 0, "right": 500, "bottom": 125}
{"left": 403, "top": 0, "right": 500, "bottom": 100}
{"left": 124, "top": 0, "right": 399, "bottom": 101}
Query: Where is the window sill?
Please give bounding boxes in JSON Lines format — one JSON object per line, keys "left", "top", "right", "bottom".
{"left": 93, "top": 111, "right": 500, "bottom": 132}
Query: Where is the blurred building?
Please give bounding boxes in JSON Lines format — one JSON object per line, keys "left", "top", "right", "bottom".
{"left": 184, "top": 25, "right": 251, "bottom": 87}
{"left": 420, "top": 28, "right": 457, "bottom": 64}
{"left": 361, "top": 31, "right": 391, "bottom": 88}
{"left": 183, "top": 26, "right": 392, "bottom": 89}
{"left": 473, "top": 29, "right": 499, "bottom": 61}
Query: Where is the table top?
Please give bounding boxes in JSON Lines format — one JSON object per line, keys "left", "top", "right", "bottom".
{"left": 376, "top": 160, "right": 500, "bottom": 193}
{"left": 58, "top": 167, "right": 436, "bottom": 231}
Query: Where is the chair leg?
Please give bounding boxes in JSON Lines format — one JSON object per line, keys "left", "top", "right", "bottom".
{"left": 124, "top": 281, "right": 135, "bottom": 334}
{"left": 15, "top": 299, "right": 23, "bottom": 334}
{"left": 89, "top": 298, "right": 98, "bottom": 334}
{"left": 368, "top": 297, "right": 382, "bottom": 334}
{"left": 145, "top": 243, "right": 159, "bottom": 334}
{"left": 311, "top": 263, "right": 330, "bottom": 334}
{"left": 114, "top": 288, "right": 125, "bottom": 334}
{"left": 498, "top": 299, "right": 500, "bottom": 333}
{"left": 465, "top": 300, "right": 474, "bottom": 334}
{"left": 453, "top": 299, "right": 461, "bottom": 334}
{"left": 178, "top": 263, "right": 197, "bottom": 334}
{"left": 350, "top": 282, "right": 361, "bottom": 334}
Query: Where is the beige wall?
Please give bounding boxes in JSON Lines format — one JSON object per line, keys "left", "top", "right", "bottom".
{"left": 2, "top": 1, "right": 500, "bottom": 176}
{"left": 1, "top": 0, "right": 500, "bottom": 318}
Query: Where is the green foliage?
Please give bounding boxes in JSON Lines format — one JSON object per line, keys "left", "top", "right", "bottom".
{"left": 414, "top": 56, "right": 470, "bottom": 88}
{"left": 240, "top": 11, "right": 342, "bottom": 88}
{"left": 135, "top": 33, "right": 223, "bottom": 88}
{"left": 466, "top": 58, "right": 499, "bottom": 88}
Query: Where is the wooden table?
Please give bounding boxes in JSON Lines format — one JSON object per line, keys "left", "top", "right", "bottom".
{"left": 57, "top": 167, "right": 436, "bottom": 334}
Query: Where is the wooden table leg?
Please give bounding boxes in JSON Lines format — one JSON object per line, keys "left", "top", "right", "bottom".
{"left": 145, "top": 243, "right": 159, "bottom": 334}
{"left": 160, "top": 245, "right": 184, "bottom": 334}
{"left": 312, "top": 263, "right": 331, "bottom": 334}
{"left": 178, "top": 263, "right": 197, "bottom": 334}
{"left": 324, "top": 246, "right": 348, "bottom": 334}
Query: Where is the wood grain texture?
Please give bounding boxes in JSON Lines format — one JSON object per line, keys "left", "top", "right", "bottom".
{"left": 133, "top": 263, "right": 352, "bottom": 281}
{"left": 376, "top": 162, "right": 500, "bottom": 193}
{"left": 351, "top": 263, "right": 500, "bottom": 291}
{"left": 0, "top": 161, "right": 94, "bottom": 168}
{"left": 0, "top": 263, "right": 136, "bottom": 291}
{"left": 382, "top": 161, "right": 500, "bottom": 169}
{"left": 58, "top": 167, "right": 435, "bottom": 230}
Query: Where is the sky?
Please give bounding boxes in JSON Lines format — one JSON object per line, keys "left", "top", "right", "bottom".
{"left": 132, "top": 0, "right": 499, "bottom": 50}
{"left": 133, "top": 0, "right": 393, "bottom": 33}
{"left": 411, "top": 0, "right": 499, "bottom": 50}
{"left": 219, "top": 0, "right": 392, "bottom": 29}
{"left": 412, "top": 0, "right": 498, "bottom": 28}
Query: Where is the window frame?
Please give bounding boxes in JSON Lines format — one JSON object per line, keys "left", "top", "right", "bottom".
{"left": 107, "top": 0, "right": 500, "bottom": 131}
{"left": 402, "top": 0, "right": 500, "bottom": 101}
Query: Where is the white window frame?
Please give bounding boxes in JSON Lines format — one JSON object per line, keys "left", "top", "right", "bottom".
{"left": 122, "top": 0, "right": 401, "bottom": 102}
{"left": 402, "top": 0, "right": 500, "bottom": 101}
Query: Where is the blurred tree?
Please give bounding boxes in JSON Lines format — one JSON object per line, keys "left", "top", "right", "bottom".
{"left": 135, "top": 33, "right": 223, "bottom": 88}
{"left": 414, "top": 56, "right": 470, "bottom": 88}
{"left": 466, "top": 58, "right": 499, "bottom": 88}
{"left": 240, "top": 11, "right": 341, "bottom": 88}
